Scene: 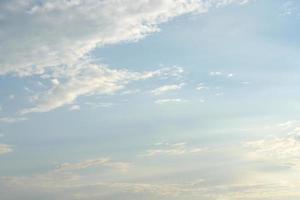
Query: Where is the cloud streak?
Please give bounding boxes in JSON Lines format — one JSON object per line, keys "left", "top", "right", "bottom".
{"left": 20, "top": 65, "right": 185, "bottom": 114}
{"left": 151, "top": 83, "right": 185, "bottom": 96}
{"left": 140, "top": 142, "right": 204, "bottom": 157}
{"left": 55, "top": 158, "right": 131, "bottom": 173}
{"left": 155, "top": 98, "right": 186, "bottom": 104}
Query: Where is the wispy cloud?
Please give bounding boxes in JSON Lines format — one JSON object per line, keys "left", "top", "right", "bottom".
{"left": 155, "top": 98, "right": 186, "bottom": 104}
{"left": 120, "top": 89, "right": 141, "bottom": 95}
{"left": 151, "top": 83, "right": 185, "bottom": 96}
{"left": 245, "top": 134, "right": 300, "bottom": 169}
{"left": 196, "top": 82, "right": 207, "bottom": 91}
{"left": 19, "top": 65, "right": 184, "bottom": 114}
{"left": 0, "top": 0, "right": 205, "bottom": 76}
{"left": 0, "top": 116, "right": 27, "bottom": 123}
{"left": 140, "top": 142, "right": 204, "bottom": 157}
{"left": 0, "top": 0, "right": 247, "bottom": 116}
{"left": 210, "top": 71, "right": 235, "bottom": 78}
{"left": 0, "top": 0, "right": 249, "bottom": 75}
{"left": 210, "top": 71, "right": 223, "bottom": 76}
{"left": 84, "top": 102, "right": 115, "bottom": 109}
{"left": 55, "top": 158, "right": 131, "bottom": 173}
{"left": 281, "top": 1, "right": 297, "bottom": 16}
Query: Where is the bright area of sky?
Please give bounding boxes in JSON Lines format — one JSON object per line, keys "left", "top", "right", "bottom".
{"left": 1, "top": 0, "right": 300, "bottom": 199}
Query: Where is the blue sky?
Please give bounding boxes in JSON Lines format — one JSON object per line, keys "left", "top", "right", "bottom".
{"left": 1, "top": 0, "right": 300, "bottom": 199}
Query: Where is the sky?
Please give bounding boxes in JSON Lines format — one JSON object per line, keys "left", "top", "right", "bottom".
{"left": 1, "top": 0, "right": 300, "bottom": 199}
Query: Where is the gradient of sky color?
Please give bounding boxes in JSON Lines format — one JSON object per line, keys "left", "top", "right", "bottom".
{"left": 1, "top": 0, "right": 300, "bottom": 199}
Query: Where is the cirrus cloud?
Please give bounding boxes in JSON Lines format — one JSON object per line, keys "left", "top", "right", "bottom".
{"left": 0, "top": 0, "right": 250, "bottom": 115}
{"left": 0, "top": 0, "right": 206, "bottom": 76}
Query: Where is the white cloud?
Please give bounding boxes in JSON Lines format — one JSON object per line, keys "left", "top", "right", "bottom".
{"left": 0, "top": 0, "right": 207, "bottom": 76}
{"left": 227, "top": 73, "right": 234, "bottom": 77}
{"left": 69, "top": 105, "right": 80, "bottom": 111}
{"left": 51, "top": 79, "right": 60, "bottom": 86}
{"left": 155, "top": 98, "right": 186, "bottom": 104}
{"left": 196, "top": 82, "right": 207, "bottom": 91}
{"left": 0, "top": 0, "right": 250, "bottom": 115}
{"left": 140, "top": 142, "right": 204, "bottom": 157}
{"left": 0, "top": 144, "right": 13, "bottom": 155}
{"left": 151, "top": 83, "right": 185, "bottom": 96}
{"left": 20, "top": 65, "right": 184, "bottom": 114}
{"left": 210, "top": 71, "right": 235, "bottom": 78}
{"left": 210, "top": 71, "right": 223, "bottom": 76}
{"left": 0, "top": 0, "right": 249, "bottom": 76}
{"left": 215, "top": 0, "right": 250, "bottom": 7}
{"left": 277, "top": 120, "right": 300, "bottom": 130}
{"left": 120, "top": 89, "right": 141, "bottom": 95}
{"left": 278, "top": 121, "right": 296, "bottom": 129}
